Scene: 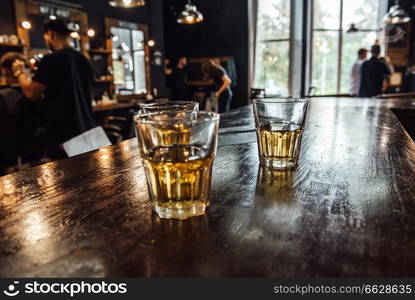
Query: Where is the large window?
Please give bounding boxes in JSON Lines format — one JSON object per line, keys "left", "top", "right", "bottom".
{"left": 254, "top": 0, "right": 291, "bottom": 96}
{"left": 254, "top": 0, "right": 386, "bottom": 97}
{"left": 310, "top": 0, "right": 386, "bottom": 95}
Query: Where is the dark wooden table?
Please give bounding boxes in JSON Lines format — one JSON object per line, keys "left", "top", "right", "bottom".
{"left": 2, "top": 98, "right": 415, "bottom": 277}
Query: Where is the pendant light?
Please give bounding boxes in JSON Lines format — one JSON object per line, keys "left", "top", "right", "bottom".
{"left": 346, "top": 23, "right": 382, "bottom": 34}
{"left": 383, "top": 4, "right": 410, "bottom": 24}
{"left": 346, "top": 23, "right": 358, "bottom": 33}
{"left": 177, "top": 0, "right": 203, "bottom": 24}
{"left": 109, "top": 0, "right": 145, "bottom": 8}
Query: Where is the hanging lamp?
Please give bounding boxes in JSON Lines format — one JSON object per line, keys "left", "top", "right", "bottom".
{"left": 383, "top": 4, "right": 410, "bottom": 24}
{"left": 109, "top": 0, "right": 145, "bottom": 8}
{"left": 177, "top": 0, "right": 203, "bottom": 24}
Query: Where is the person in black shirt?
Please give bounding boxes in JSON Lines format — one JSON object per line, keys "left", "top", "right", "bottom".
{"left": 0, "top": 52, "right": 43, "bottom": 173}
{"left": 12, "top": 19, "right": 96, "bottom": 159}
{"left": 359, "top": 45, "right": 391, "bottom": 98}
{"left": 164, "top": 58, "right": 173, "bottom": 97}
{"left": 170, "top": 57, "right": 191, "bottom": 101}
{"left": 202, "top": 59, "right": 232, "bottom": 113}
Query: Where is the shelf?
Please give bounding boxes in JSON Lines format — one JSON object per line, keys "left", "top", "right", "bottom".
{"left": 94, "top": 79, "right": 113, "bottom": 84}
{"left": 0, "top": 43, "right": 24, "bottom": 48}
{"left": 90, "top": 49, "right": 112, "bottom": 54}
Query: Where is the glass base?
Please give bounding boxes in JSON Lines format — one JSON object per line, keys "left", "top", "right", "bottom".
{"left": 153, "top": 202, "right": 207, "bottom": 220}
{"left": 260, "top": 157, "right": 297, "bottom": 170}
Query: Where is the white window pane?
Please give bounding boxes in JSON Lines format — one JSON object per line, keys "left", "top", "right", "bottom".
{"left": 111, "top": 27, "right": 132, "bottom": 50}
{"left": 313, "top": 0, "right": 341, "bottom": 30}
{"left": 257, "top": 0, "right": 290, "bottom": 40}
{"left": 254, "top": 41, "right": 290, "bottom": 96}
{"left": 125, "top": 54, "right": 135, "bottom": 91}
{"left": 311, "top": 31, "right": 339, "bottom": 95}
{"left": 134, "top": 51, "right": 147, "bottom": 94}
{"left": 113, "top": 52, "right": 134, "bottom": 92}
{"left": 342, "top": 0, "right": 380, "bottom": 30}
{"left": 132, "top": 30, "right": 145, "bottom": 51}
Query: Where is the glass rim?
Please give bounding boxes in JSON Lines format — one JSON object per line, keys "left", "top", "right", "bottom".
{"left": 134, "top": 111, "right": 220, "bottom": 125}
{"left": 139, "top": 101, "right": 198, "bottom": 108}
{"left": 253, "top": 98, "right": 309, "bottom": 104}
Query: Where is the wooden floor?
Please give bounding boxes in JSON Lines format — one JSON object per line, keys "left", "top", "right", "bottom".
{"left": 1, "top": 97, "right": 415, "bottom": 277}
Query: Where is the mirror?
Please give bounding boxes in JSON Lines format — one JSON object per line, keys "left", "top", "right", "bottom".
{"left": 14, "top": 0, "right": 89, "bottom": 56}
{"left": 105, "top": 18, "right": 151, "bottom": 97}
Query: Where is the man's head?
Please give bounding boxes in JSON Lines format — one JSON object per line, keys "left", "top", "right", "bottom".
{"left": 0, "top": 52, "right": 26, "bottom": 85}
{"left": 177, "top": 57, "right": 187, "bottom": 67}
{"left": 43, "top": 19, "right": 73, "bottom": 51}
{"left": 371, "top": 45, "right": 381, "bottom": 58}
{"left": 358, "top": 48, "right": 368, "bottom": 60}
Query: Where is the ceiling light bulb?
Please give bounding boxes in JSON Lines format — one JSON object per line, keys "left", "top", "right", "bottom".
{"left": 21, "top": 20, "right": 32, "bottom": 30}
{"left": 70, "top": 32, "right": 80, "bottom": 39}
{"left": 87, "top": 29, "right": 96, "bottom": 37}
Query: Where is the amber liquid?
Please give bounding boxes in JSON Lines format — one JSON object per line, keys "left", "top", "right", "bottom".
{"left": 256, "top": 122, "right": 304, "bottom": 169}
{"left": 143, "top": 145, "right": 214, "bottom": 219}
{"left": 157, "top": 124, "right": 191, "bottom": 145}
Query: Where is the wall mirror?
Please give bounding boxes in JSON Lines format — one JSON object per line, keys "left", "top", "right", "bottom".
{"left": 105, "top": 18, "right": 151, "bottom": 98}
{"left": 14, "top": 0, "right": 89, "bottom": 56}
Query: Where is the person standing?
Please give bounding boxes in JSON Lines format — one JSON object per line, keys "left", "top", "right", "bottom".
{"left": 359, "top": 45, "right": 391, "bottom": 98}
{"left": 202, "top": 59, "right": 232, "bottom": 113}
{"left": 12, "top": 19, "right": 96, "bottom": 159}
{"left": 349, "top": 48, "right": 367, "bottom": 96}
{"left": 171, "top": 57, "right": 191, "bottom": 101}
{"left": 0, "top": 52, "right": 44, "bottom": 173}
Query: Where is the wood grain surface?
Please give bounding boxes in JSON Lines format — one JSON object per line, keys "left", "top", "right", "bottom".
{"left": 1, "top": 98, "right": 415, "bottom": 277}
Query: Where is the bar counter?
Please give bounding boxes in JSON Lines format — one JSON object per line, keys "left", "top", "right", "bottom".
{"left": 1, "top": 97, "right": 415, "bottom": 277}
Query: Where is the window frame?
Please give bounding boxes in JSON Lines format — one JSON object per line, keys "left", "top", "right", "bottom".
{"left": 105, "top": 17, "right": 151, "bottom": 99}
{"left": 254, "top": 0, "right": 293, "bottom": 97}
{"left": 306, "top": 0, "right": 388, "bottom": 96}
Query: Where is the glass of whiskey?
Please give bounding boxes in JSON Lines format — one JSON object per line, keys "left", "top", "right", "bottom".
{"left": 135, "top": 111, "right": 220, "bottom": 220}
{"left": 253, "top": 98, "right": 308, "bottom": 170}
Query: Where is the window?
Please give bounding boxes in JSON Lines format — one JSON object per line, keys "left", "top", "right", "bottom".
{"left": 111, "top": 27, "right": 147, "bottom": 95}
{"left": 309, "top": 0, "right": 386, "bottom": 95}
{"left": 254, "top": 0, "right": 291, "bottom": 97}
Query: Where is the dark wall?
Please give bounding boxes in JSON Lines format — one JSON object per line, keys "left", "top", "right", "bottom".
{"left": 387, "top": 0, "right": 415, "bottom": 92}
{"left": 0, "top": 0, "right": 17, "bottom": 35}
{"left": 403, "top": 0, "right": 415, "bottom": 66}
{"left": 390, "top": 0, "right": 415, "bottom": 63}
{"left": 163, "top": 0, "right": 249, "bottom": 109}
{"left": 0, "top": 0, "right": 167, "bottom": 96}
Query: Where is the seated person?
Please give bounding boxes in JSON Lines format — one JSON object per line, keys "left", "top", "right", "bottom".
{"left": 0, "top": 52, "right": 44, "bottom": 173}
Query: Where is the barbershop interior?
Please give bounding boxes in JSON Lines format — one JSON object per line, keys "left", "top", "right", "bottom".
{"left": 2, "top": 0, "right": 415, "bottom": 279}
